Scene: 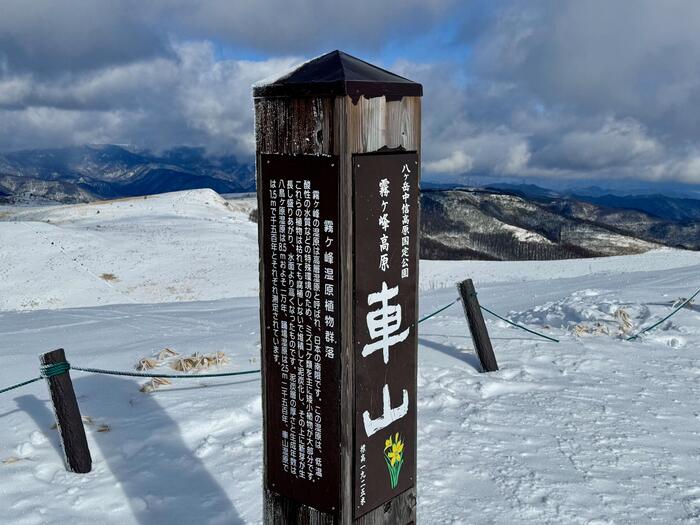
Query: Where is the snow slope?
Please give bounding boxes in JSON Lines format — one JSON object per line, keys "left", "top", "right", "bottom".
{"left": 1, "top": 190, "right": 696, "bottom": 311}
{"left": 1, "top": 191, "right": 700, "bottom": 524}
{"left": 0, "top": 190, "right": 258, "bottom": 310}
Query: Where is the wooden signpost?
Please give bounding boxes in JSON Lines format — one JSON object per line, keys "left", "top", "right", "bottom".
{"left": 254, "top": 50, "right": 422, "bottom": 524}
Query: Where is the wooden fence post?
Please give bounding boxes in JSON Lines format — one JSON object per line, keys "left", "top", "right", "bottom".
{"left": 39, "top": 348, "right": 92, "bottom": 473}
{"left": 457, "top": 279, "right": 499, "bottom": 372}
{"left": 255, "top": 50, "right": 422, "bottom": 524}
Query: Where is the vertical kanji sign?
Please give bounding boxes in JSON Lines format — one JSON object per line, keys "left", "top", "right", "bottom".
{"left": 260, "top": 154, "right": 342, "bottom": 513}
{"left": 255, "top": 50, "right": 422, "bottom": 524}
{"left": 353, "top": 152, "right": 420, "bottom": 518}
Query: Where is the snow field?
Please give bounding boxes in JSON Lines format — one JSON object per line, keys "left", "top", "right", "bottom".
{"left": 0, "top": 190, "right": 259, "bottom": 311}
{"left": 1, "top": 190, "right": 700, "bottom": 523}
{"left": 417, "top": 279, "right": 700, "bottom": 523}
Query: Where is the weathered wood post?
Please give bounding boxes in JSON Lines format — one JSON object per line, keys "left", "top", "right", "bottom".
{"left": 254, "top": 50, "right": 422, "bottom": 524}
{"left": 457, "top": 279, "right": 499, "bottom": 372}
{"left": 39, "top": 348, "right": 92, "bottom": 473}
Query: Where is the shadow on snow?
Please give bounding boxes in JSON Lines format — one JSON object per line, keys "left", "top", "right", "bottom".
{"left": 16, "top": 374, "right": 244, "bottom": 525}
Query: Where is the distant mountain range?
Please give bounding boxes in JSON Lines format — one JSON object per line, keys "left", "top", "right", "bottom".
{"left": 485, "top": 183, "right": 700, "bottom": 223}
{"left": 2, "top": 145, "right": 698, "bottom": 260}
{"left": 0, "top": 145, "right": 254, "bottom": 203}
{"left": 421, "top": 187, "right": 700, "bottom": 260}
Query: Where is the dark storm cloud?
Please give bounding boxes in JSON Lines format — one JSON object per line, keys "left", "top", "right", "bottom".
{"left": 0, "top": 0, "right": 455, "bottom": 76}
{"left": 0, "top": 0, "right": 172, "bottom": 76}
{"left": 162, "top": 0, "right": 458, "bottom": 54}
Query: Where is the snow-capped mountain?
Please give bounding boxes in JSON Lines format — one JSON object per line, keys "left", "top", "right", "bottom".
{"left": 2, "top": 146, "right": 698, "bottom": 260}
{"left": 0, "top": 145, "right": 254, "bottom": 203}
{"left": 421, "top": 188, "right": 700, "bottom": 260}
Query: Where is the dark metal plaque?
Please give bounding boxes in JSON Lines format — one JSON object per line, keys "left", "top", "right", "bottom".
{"left": 260, "top": 154, "right": 341, "bottom": 514}
{"left": 353, "top": 152, "right": 420, "bottom": 518}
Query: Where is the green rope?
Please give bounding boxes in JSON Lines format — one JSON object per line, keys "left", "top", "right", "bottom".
{"left": 0, "top": 376, "right": 42, "bottom": 395}
{"left": 2, "top": 364, "right": 261, "bottom": 396}
{"left": 71, "top": 366, "right": 261, "bottom": 379}
{"left": 627, "top": 287, "right": 700, "bottom": 341}
{"left": 479, "top": 304, "right": 560, "bottom": 343}
{"left": 0, "top": 362, "right": 73, "bottom": 396}
{"left": 417, "top": 298, "right": 461, "bottom": 324}
{"left": 0, "top": 292, "right": 573, "bottom": 396}
{"left": 418, "top": 295, "right": 560, "bottom": 343}
{"left": 40, "top": 362, "right": 71, "bottom": 378}
{"left": 4, "top": 286, "right": 695, "bottom": 396}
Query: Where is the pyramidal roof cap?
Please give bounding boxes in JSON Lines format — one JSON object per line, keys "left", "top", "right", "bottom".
{"left": 253, "top": 50, "right": 422, "bottom": 100}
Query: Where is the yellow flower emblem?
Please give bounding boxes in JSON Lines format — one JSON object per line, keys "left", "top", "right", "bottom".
{"left": 386, "top": 434, "right": 404, "bottom": 466}
{"left": 383, "top": 432, "right": 406, "bottom": 488}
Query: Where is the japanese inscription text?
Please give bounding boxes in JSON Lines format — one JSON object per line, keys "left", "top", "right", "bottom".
{"left": 261, "top": 154, "right": 341, "bottom": 514}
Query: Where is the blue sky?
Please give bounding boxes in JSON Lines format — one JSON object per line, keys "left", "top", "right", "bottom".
{"left": 2, "top": 0, "right": 700, "bottom": 189}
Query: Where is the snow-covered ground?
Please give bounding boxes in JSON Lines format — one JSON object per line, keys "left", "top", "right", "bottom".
{"left": 1, "top": 190, "right": 700, "bottom": 524}
{"left": 0, "top": 190, "right": 258, "bottom": 311}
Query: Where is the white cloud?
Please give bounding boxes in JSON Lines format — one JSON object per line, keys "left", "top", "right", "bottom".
{"left": 400, "top": 1, "right": 700, "bottom": 184}
{"left": 425, "top": 151, "right": 474, "bottom": 173}
{"left": 0, "top": 42, "right": 298, "bottom": 157}
{"left": 536, "top": 118, "right": 661, "bottom": 171}
{"left": 501, "top": 142, "right": 531, "bottom": 174}
{"left": 0, "top": 76, "right": 31, "bottom": 106}
{"left": 471, "top": 1, "right": 700, "bottom": 141}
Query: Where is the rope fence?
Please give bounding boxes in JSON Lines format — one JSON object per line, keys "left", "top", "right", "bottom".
{"left": 71, "top": 365, "right": 261, "bottom": 379}
{"left": 479, "top": 303, "right": 560, "bottom": 343}
{"left": 0, "top": 376, "right": 42, "bottom": 395}
{"left": 0, "top": 296, "right": 504, "bottom": 395}
{"left": 417, "top": 298, "right": 461, "bottom": 324}
{"left": 0, "top": 364, "right": 262, "bottom": 396}
{"left": 2, "top": 284, "right": 697, "bottom": 396}
{"left": 0, "top": 362, "right": 74, "bottom": 394}
{"left": 627, "top": 287, "right": 700, "bottom": 341}
{"left": 419, "top": 293, "right": 560, "bottom": 343}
